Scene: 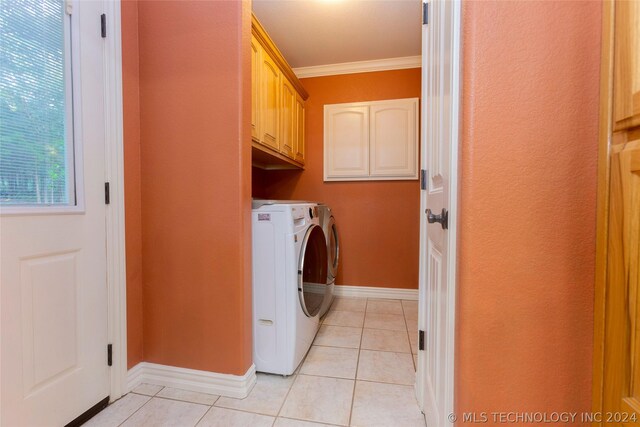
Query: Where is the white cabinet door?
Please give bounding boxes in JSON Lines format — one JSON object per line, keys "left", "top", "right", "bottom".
{"left": 369, "top": 99, "right": 419, "bottom": 178}
{"left": 324, "top": 105, "right": 369, "bottom": 180}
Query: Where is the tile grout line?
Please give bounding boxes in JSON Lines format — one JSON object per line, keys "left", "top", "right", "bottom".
{"left": 401, "top": 301, "right": 418, "bottom": 371}
{"left": 141, "top": 394, "right": 217, "bottom": 407}
{"left": 273, "top": 329, "right": 316, "bottom": 422}
{"left": 115, "top": 389, "right": 160, "bottom": 427}
{"left": 197, "top": 405, "right": 278, "bottom": 426}
{"left": 194, "top": 390, "right": 221, "bottom": 426}
{"left": 193, "top": 403, "right": 213, "bottom": 427}
{"left": 312, "top": 342, "right": 411, "bottom": 354}
{"left": 274, "top": 371, "right": 298, "bottom": 419}
{"left": 347, "top": 298, "right": 367, "bottom": 427}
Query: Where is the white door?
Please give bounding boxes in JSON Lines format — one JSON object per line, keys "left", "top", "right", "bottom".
{"left": 416, "top": 1, "right": 461, "bottom": 426}
{"left": 1, "top": 0, "right": 110, "bottom": 425}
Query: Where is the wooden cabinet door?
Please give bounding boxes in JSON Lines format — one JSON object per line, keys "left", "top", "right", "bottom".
{"left": 250, "top": 35, "right": 260, "bottom": 142}
{"left": 295, "top": 95, "right": 305, "bottom": 164}
{"left": 613, "top": 0, "right": 640, "bottom": 131}
{"left": 280, "top": 78, "right": 295, "bottom": 158}
{"left": 369, "top": 98, "right": 418, "bottom": 178}
{"left": 324, "top": 105, "right": 369, "bottom": 180}
{"left": 596, "top": 2, "right": 640, "bottom": 426}
{"left": 260, "top": 51, "right": 280, "bottom": 150}
{"left": 602, "top": 139, "right": 640, "bottom": 427}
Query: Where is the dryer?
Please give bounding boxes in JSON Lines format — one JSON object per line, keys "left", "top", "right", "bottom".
{"left": 252, "top": 202, "right": 328, "bottom": 375}
{"left": 318, "top": 204, "right": 339, "bottom": 317}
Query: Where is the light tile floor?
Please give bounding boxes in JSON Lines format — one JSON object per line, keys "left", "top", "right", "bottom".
{"left": 85, "top": 298, "right": 425, "bottom": 427}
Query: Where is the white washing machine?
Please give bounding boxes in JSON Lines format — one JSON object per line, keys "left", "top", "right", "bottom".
{"left": 252, "top": 201, "right": 328, "bottom": 375}
{"left": 317, "top": 204, "right": 339, "bottom": 317}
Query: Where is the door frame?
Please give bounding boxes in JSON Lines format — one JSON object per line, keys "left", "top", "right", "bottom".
{"left": 103, "top": 0, "right": 128, "bottom": 402}
{"left": 416, "top": 0, "right": 462, "bottom": 425}
{"left": 591, "top": 0, "right": 614, "bottom": 420}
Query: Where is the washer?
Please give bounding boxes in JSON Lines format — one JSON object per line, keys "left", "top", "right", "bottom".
{"left": 252, "top": 201, "right": 328, "bottom": 375}
{"left": 317, "top": 204, "right": 339, "bottom": 317}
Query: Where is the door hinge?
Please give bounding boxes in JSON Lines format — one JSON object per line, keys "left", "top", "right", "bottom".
{"left": 100, "top": 13, "right": 107, "bottom": 38}
{"left": 422, "top": 2, "right": 429, "bottom": 25}
{"left": 418, "top": 330, "right": 425, "bottom": 351}
{"left": 420, "top": 169, "right": 427, "bottom": 190}
{"left": 104, "top": 182, "right": 110, "bottom": 205}
{"left": 107, "top": 344, "right": 113, "bottom": 366}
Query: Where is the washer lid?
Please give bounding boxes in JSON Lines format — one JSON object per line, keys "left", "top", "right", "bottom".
{"left": 252, "top": 199, "right": 311, "bottom": 209}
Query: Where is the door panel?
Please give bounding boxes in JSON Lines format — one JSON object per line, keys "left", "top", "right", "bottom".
{"left": 251, "top": 35, "right": 260, "bottom": 141}
{"left": 613, "top": 0, "right": 640, "bottom": 131}
{"left": 369, "top": 99, "right": 419, "bottom": 178}
{"left": 260, "top": 52, "right": 280, "bottom": 150}
{"left": 603, "top": 140, "right": 640, "bottom": 426}
{"left": 280, "top": 78, "right": 295, "bottom": 158}
{"left": 597, "top": 1, "right": 640, "bottom": 424}
{"left": 295, "top": 94, "right": 305, "bottom": 164}
{"left": 1, "top": 0, "right": 109, "bottom": 424}
{"left": 417, "top": 1, "right": 461, "bottom": 426}
{"left": 324, "top": 106, "right": 369, "bottom": 179}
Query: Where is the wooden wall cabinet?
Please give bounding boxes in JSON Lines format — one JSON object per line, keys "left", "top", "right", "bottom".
{"left": 324, "top": 98, "right": 419, "bottom": 181}
{"left": 251, "top": 15, "right": 308, "bottom": 170}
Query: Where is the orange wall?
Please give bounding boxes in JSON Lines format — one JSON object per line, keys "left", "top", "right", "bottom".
{"left": 121, "top": 0, "right": 143, "bottom": 369}
{"left": 256, "top": 69, "right": 421, "bottom": 290}
{"left": 137, "top": 0, "right": 253, "bottom": 375}
{"left": 456, "top": 0, "right": 600, "bottom": 420}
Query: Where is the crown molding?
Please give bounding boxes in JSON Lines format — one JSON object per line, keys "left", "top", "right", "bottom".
{"left": 293, "top": 56, "right": 422, "bottom": 79}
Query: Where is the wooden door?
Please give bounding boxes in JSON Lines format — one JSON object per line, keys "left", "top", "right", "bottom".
{"left": 595, "top": 1, "right": 640, "bottom": 425}
{"left": 260, "top": 51, "right": 280, "bottom": 151}
{"left": 251, "top": 35, "right": 260, "bottom": 142}
{"left": 295, "top": 94, "right": 305, "bottom": 164}
{"left": 0, "top": 0, "right": 110, "bottom": 424}
{"left": 280, "top": 77, "right": 295, "bottom": 158}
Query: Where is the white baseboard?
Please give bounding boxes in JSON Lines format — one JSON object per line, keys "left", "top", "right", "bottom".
{"left": 333, "top": 284, "right": 418, "bottom": 300}
{"left": 126, "top": 362, "right": 256, "bottom": 399}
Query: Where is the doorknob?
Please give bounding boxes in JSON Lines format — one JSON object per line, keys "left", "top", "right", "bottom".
{"left": 425, "top": 208, "right": 448, "bottom": 230}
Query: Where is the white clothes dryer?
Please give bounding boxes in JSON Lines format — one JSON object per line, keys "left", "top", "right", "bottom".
{"left": 317, "top": 204, "right": 339, "bottom": 317}
{"left": 252, "top": 202, "right": 328, "bottom": 375}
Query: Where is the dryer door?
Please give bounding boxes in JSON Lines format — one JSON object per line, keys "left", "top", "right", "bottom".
{"left": 327, "top": 216, "right": 339, "bottom": 280}
{"left": 298, "top": 225, "right": 328, "bottom": 317}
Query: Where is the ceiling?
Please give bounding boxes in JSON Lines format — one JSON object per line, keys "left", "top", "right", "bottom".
{"left": 252, "top": 0, "right": 422, "bottom": 69}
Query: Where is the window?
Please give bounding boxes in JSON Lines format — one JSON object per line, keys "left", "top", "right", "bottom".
{"left": 0, "top": 0, "right": 75, "bottom": 206}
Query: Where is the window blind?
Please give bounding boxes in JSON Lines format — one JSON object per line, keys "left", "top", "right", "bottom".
{"left": 0, "top": 0, "right": 71, "bottom": 205}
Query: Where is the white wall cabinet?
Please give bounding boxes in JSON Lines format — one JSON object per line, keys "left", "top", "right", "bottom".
{"left": 324, "top": 98, "right": 419, "bottom": 181}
